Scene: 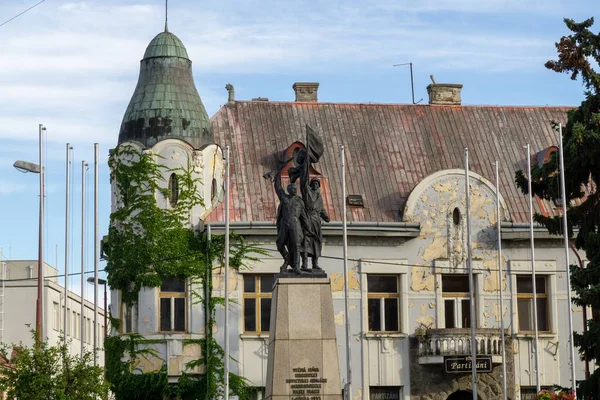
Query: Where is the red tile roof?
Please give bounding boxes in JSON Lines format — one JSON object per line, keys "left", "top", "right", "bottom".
{"left": 208, "top": 101, "right": 571, "bottom": 224}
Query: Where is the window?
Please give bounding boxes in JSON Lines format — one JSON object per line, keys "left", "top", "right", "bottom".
{"left": 367, "top": 275, "right": 400, "bottom": 332}
{"left": 66, "top": 308, "right": 71, "bottom": 337}
{"left": 520, "top": 386, "right": 552, "bottom": 400}
{"left": 243, "top": 275, "right": 274, "bottom": 333}
{"left": 72, "top": 311, "right": 78, "bottom": 339}
{"left": 370, "top": 386, "right": 401, "bottom": 400}
{"left": 442, "top": 275, "right": 473, "bottom": 328}
{"left": 517, "top": 276, "right": 549, "bottom": 332}
{"left": 86, "top": 318, "right": 92, "bottom": 344}
{"left": 168, "top": 173, "right": 179, "bottom": 207}
{"left": 160, "top": 277, "right": 186, "bottom": 332}
{"left": 452, "top": 207, "right": 461, "bottom": 226}
{"left": 53, "top": 302, "right": 60, "bottom": 331}
{"left": 121, "top": 303, "right": 138, "bottom": 333}
{"left": 247, "top": 387, "right": 265, "bottom": 400}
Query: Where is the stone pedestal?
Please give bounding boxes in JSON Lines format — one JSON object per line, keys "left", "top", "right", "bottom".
{"left": 265, "top": 277, "right": 343, "bottom": 400}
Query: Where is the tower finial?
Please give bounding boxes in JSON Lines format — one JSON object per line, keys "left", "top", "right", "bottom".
{"left": 164, "top": 0, "right": 168, "bottom": 32}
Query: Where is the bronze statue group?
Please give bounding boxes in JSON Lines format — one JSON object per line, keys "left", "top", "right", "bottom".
{"left": 271, "top": 126, "right": 330, "bottom": 274}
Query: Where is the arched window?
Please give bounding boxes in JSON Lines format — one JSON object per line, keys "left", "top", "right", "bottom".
{"left": 211, "top": 177, "right": 217, "bottom": 200}
{"left": 168, "top": 173, "right": 179, "bottom": 207}
{"left": 452, "top": 207, "right": 461, "bottom": 226}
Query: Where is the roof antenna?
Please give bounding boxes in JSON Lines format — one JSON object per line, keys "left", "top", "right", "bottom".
{"left": 392, "top": 62, "right": 423, "bottom": 104}
{"left": 164, "top": 0, "right": 168, "bottom": 32}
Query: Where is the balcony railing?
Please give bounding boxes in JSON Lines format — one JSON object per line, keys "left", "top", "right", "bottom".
{"left": 417, "top": 328, "right": 506, "bottom": 364}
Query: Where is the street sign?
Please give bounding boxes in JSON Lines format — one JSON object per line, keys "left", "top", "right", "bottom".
{"left": 443, "top": 356, "right": 492, "bottom": 373}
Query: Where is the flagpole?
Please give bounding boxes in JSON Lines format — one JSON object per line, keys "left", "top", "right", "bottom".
{"left": 224, "top": 145, "right": 230, "bottom": 400}
{"left": 464, "top": 148, "right": 478, "bottom": 400}
{"left": 340, "top": 145, "right": 352, "bottom": 400}
{"left": 558, "top": 124, "right": 577, "bottom": 396}
{"left": 63, "top": 143, "right": 72, "bottom": 345}
{"left": 80, "top": 161, "right": 87, "bottom": 357}
{"left": 525, "top": 143, "right": 541, "bottom": 393}
{"left": 205, "top": 223, "right": 212, "bottom": 400}
{"left": 495, "top": 161, "right": 508, "bottom": 400}
{"left": 93, "top": 143, "right": 99, "bottom": 366}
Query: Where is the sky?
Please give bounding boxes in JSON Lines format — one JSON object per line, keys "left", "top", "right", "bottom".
{"left": 0, "top": 0, "right": 598, "bottom": 301}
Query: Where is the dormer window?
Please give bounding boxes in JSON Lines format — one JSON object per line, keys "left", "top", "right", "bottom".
{"left": 168, "top": 173, "right": 179, "bottom": 207}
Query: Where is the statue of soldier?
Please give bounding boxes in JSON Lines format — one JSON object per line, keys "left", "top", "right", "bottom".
{"left": 274, "top": 170, "right": 309, "bottom": 274}
{"left": 300, "top": 174, "right": 330, "bottom": 271}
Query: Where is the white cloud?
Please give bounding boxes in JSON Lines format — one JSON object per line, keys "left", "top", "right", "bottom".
{"left": 0, "top": 0, "right": 587, "bottom": 147}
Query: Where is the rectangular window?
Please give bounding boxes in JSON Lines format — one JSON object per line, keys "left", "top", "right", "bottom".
{"left": 442, "top": 274, "right": 473, "bottom": 328}
{"left": 159, "top": 277, "right": 186, "bottom": 332}
{"left": 243, "top": 275, "right": 274, "bottom": 333}
{"left": 76, "top": 313, "right": 81, "bottom": 339}
{"left": 369, "top": 386, "right": 401, "bottom": 400}
{"left": 520, "top": 386, "right": 552, "bottom": 400}
{"left": 367, "top": 275, "right": 400, "bottom": 332}
{"left": 53, "top": 302, "right": 60, "bottom": 331}
{"left": 517, "top": 276, "right": 549, "bottom": 332}
{"left": 87, "top": 318, "right": 91, "bottom": 344}
{"left": 66, "top": 309, "right": 71, "bottom": 337}
{"left": 122, "top": 303, "right": 138, "bottom": 333}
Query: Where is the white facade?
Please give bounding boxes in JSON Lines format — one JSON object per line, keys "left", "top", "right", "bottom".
{"left": 1, "top": 260, "right": 106, "bottom": 365}
{"left": 110, "top": 168, "right": 591, "bottom": 400}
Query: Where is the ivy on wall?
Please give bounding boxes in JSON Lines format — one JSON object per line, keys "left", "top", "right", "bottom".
{"left": 103, "top": 146, "right": 266, "bottom": 399}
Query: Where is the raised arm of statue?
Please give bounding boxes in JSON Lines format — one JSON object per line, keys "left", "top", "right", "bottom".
{"left": 274, "top": 170, "right": 285, "bottom": 201}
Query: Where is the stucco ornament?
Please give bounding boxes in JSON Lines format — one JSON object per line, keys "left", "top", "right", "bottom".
{"left": 192, "top": 150, "right": 204, "bottom": 173}
{"left": 403, "top": 169, "right": 509, "bottom": 276}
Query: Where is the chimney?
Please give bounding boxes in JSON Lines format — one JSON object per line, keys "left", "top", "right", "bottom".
{"left": 426, "top": 76, "right": 462, "bottom": 105}
{"left": 293, "top": 82, "right": 319, "bottom": 102}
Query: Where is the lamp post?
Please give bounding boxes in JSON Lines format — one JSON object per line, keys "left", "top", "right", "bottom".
{"left": 13, "top": 123, "right": 46, "bottom": 342}
{"left": 87, "top": 277, "right": 107, "bottom": 339}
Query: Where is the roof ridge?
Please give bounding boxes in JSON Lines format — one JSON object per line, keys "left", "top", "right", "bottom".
{"left": 229, "top": 100, "right": 575, "bottom": 109}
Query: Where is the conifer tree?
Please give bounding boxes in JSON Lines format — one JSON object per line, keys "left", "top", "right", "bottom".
{"left": 516, "top": 17, "right": 600, "bottom": 397}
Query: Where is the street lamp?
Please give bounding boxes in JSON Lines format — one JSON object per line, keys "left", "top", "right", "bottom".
{"left": 87, "top": 277, "right": 107, "bottom": 339}
{"left": 13, "top": 124, "right": 46, "bottom": 342}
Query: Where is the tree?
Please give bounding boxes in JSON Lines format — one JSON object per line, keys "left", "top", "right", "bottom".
{"left": 103, "top": 146, "right": 265, "bottom": 399}
{"left": 515, "top": 17, "right": 600, "bottom": 398}
{"left": 0, "top": 331, "right": 108, "bottom": 399}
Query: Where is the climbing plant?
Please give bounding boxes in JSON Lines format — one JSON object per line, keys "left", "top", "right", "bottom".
{"left": 103, "top": 145, "right": 266, "bottom": 399}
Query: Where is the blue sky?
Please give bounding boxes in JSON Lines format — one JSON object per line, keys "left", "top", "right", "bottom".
{"left": 0, "top": 0, "right": 598, "bottom": 299}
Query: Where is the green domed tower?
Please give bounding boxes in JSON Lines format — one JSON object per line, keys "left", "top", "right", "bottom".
{"left": 118, "top": 28, "right": 212, "bottom": 149}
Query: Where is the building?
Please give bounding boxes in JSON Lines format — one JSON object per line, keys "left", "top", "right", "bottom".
{"left": 1, "top": 260, "right": 106, "bottom": 364}
{"left": 110, "top": 26, "right": 592, "bottom": 400}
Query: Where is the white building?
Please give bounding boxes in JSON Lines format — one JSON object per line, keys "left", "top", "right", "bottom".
{"left": 108, "top": 26, "right": 594, "bottom": 400}
{"left": 1, "top": 259, "right": 106, "bottom": 365}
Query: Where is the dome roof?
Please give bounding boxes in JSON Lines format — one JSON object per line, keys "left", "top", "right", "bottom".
{"left": 143, "top": 31, "right": 189, "bottom": 59}
{"left": 117, "top": 30, "right": 212, "bottom": 149}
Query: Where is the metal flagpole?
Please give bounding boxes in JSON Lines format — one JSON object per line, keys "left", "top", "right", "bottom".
{"left": 495, "top": 161, "right": 508, "bottom": 400}
{"left": 205, "top": 224, "right": 211, "bottom": 400}
{"left": 80, "top": 161, "right": 87, "bottom": 357}
{"left": 64, "top": 144, "right": 72, "bottom": 344}
{"left": 558, "top": 124, "right": 577, "bottom": 396}
{"left": 224, "top": 145, "right": 230, "bottom": 400}
{"left": 464, "top": 148, "right": 478, "bottom": 400}
{"left": 38, "top": 124, "right": 46, "bottom": 341}
{"left": 93, "top": 143, "right": 99, "bottom": 366}
{"left": 340, "top": 145, "right": 352, "bottom": 400}
{"left": 525, "top": 144, "right": 541, "bottom": 393}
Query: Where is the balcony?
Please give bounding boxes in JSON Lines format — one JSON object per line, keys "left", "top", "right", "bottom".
{"left": 417, "top": 328, "right": 506, "bottom": 365}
